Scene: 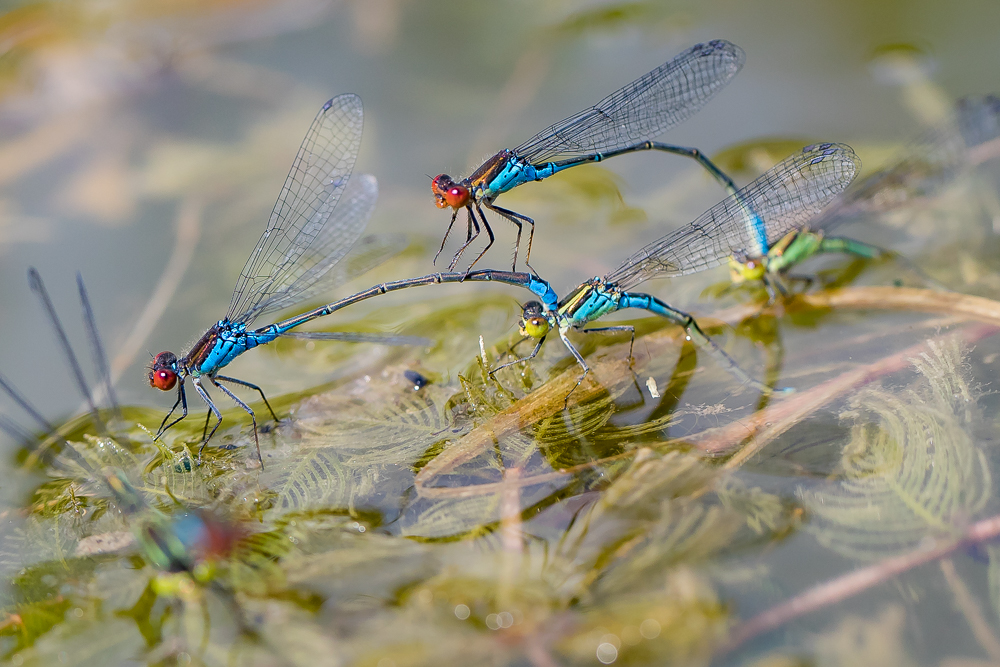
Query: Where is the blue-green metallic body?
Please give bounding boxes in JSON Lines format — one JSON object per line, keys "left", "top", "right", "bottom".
{"left": 555, "top": 279, "right": 692, "bottom": 333}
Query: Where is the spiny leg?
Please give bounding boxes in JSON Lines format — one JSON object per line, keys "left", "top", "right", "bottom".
{"left": 482, "top": 201, "right": 522, "bottom": 271}
{"left": 557, "top": 328, "right": 591, "bottom": 407}
{"left": 215, "top": 374, "right": 279, "bottom": 422}
{"left": 456, "top": 202, "right": 496, "bottom": 274}
{"left": 578, "top": 325, "right": 636, "bottom": 361}
{"left": 464, "top": 208, "right": 476, "bottom": 243}
{"left": 500, "top": 335, "right": 533, "bottom": 364}
{"left": 433, "top": 209, "right": 462, "bottom": 266}
{"left": 485, "top": 201, "right": 537, "bottom": 275}
{"left": 201, "top": 408, "right": 212, "bottom": 441}
{"left": 491, "top": 336, "right": 545, "bottom": 376}
{"left": 448, "top": 205, "right": 484, "bottom": 271}
{"left": 155, "top": 380, "right": 188, "bottom": 440}
{"left": 211, "top": 377, "right": 263, "bottom": 467}
{"left": 579, "top": 324, "right": 643, "bottom": 397}
{"left": 191, "top": 378, "right": 223, "bottom": 460}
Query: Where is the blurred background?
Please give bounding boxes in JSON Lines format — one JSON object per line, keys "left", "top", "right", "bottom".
{"left": 0, "top": 0, "right": 997, "bottom": 432}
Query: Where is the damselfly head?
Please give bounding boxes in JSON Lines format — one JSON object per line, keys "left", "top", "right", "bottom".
{"left": 149, "top": 352, "right": 179, "bottom": 391}
{"left": 431, "top": 174, "right": 470, "bottom": 209}
{"left": 518, "top": 301, "right": 550, "bottom": 339}
{"left": 727, "top": 254, "right": 766, "bottom": 283}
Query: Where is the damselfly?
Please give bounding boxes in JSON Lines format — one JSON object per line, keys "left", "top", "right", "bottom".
{"left": 431, "top": 39, "right": 745, "bottom": 272}
{"left": 148, "top": 95, "right": 424, "bottom": 465}
{"left": 729, "top": 95, "right": 1000, "bottom": 295}
{"left": 272, "top": 144, "right": 859, "bottom": 399}
{"left": 0, "top": 269, "right": 254, "bottom": 636}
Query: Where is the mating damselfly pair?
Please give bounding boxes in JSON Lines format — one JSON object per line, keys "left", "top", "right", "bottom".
{"left": 133, "top": 40, "right": 998, "bottom": 464}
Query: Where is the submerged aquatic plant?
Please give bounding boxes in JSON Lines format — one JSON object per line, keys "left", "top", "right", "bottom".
{"left": 799, "top": 339, "right": 990, "bottom": 560}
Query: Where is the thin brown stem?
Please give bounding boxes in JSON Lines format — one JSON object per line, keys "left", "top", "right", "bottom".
{"left": 718, "top": 324, "right": 999, "bottom": 467}
{"left": 940, "top": 558, "right": 1000, "bottom": 661}
{"left": 721, "top": 512, "right": 1000, "bottom": 653}
{"left": 499, "top": 466, "right": 524, "bottom": 610}
{"left": 415, "top": 287, "right": 1000, "bottom": 497}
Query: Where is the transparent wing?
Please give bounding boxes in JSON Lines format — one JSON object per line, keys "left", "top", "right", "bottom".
{"left": 280, "top": 331, "right": 430, "bottom": 346}
{"left": 319, "top": 232, "right": 409, "bottom": 296}
{"left": 242, "top": 174, "right": 383, "bottom": 320}
{"left": 814, "top": 95, "right": 1000, "bottom": 230}
{"left": 513, "top": 40, "right": 744, "bottom": 164}
{"left": 272, "top": 231, "right": 426, "bottom": 346}
{"left": 228, "top": 94, "right": 364, "bottom": 325}
{"left": 605, "top": 143, "right": 861, "bottom": 290}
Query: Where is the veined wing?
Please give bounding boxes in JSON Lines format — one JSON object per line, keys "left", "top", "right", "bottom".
{"left": 814, "top": 95, "right": 1000, "bottom": 230}
{"left": 513, "top": 40, "right": 744, "bottom": 165}
{"left": 228, "top": 94, "right": 364, "bottom": 325}
{"left": 605, "top": 143, "right": 861, "bottom": 290}
{"left": 243, "top": 174, "right": 384, "bottom": 320}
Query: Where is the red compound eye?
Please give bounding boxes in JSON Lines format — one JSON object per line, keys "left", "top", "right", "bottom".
{"left": 443, "top": 185, "right": 469, "bottom": 208}
{"left": 150, "top": 368, "right": 177, "bottom": 391}
{"left": 149, "top": 351, "right": 179, "bottom": 391}
{"left": 431, "top": 175, "right": 469, "bottom": 209}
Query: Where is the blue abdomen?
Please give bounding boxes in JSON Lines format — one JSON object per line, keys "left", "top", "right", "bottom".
{"left": 527, "top": 276, "right": 559, "bottom": 311}
{"left": 619, "top": 294, "right": 653, "bottom": 311}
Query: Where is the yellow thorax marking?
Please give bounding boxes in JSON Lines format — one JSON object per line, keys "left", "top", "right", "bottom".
{"left": 558, "top": 282, "right": 596, "bottom": 315}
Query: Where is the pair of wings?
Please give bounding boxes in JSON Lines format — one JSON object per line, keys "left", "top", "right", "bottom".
{"left": 605, "top": 94, "right": 1000, "bottom": 289}
{"left": 228, "top": 40, "right": 744, "bottom": 317}
{"left": 227, "top": 94, "right": 400, "bottom": 329}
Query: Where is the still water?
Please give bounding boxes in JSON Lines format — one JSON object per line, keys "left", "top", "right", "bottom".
{"left": 1, "top": 0, "right": 1000, "bottom": 664}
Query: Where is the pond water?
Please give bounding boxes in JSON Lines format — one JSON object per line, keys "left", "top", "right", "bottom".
{"left": 1, "top": 0, "right": 1000, "bottom": 665}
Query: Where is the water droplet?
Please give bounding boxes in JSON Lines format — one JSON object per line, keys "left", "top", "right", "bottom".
{"left": 639, "top": 618, "right": 660, "bottom": 639}
{"left": 596, "top": 642, "right": 618, "bottom": 664}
